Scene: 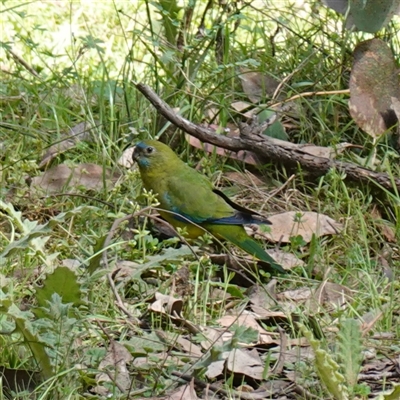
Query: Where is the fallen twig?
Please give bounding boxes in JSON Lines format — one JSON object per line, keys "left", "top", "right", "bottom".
{"left": 135, "top": 83, "right": 400, "bottom": 193}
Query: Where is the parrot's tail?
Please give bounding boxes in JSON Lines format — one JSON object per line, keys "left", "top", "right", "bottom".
{"left": 211, "top": 225, "right": 286, "bottom": 274}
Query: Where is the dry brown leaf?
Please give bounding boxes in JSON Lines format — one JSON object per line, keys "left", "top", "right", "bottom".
{"left": 308, "top": 281, "right": 353, "bottom": 313}
{"left": 266, "top": 249, "right": 304, "bottom": 270}
{"left": 205, "top": 359, "right": 226, "bottom": 379}
{"left": 239, "top": 68, "right": 280, "bottom": 103}
{"left": 231, "top": 101, "right": 253, "bottom": 112}
{"left": 30, "top": 163, "right": 120, "bottom": 194}
{"left": 370, "top": 206, "right": 397, "bottom": 243}
{"left": 226, "top": 348, "right": 264, "bottom": 379}
{"left": 218, "top": 312, "right": 276, "bottom": 345}
{"left": 150, "top": 292, "right": 183, "bottom": 317}
{"left": 349, "top": 38, "right": 400, "bottom": 138}
{"left": 247, "top": 283, "right": 277, "bottom": 309}
{"left": 94, "top": 341, "right": 133, "bottom": 394}
{"left": 167, "top": 381, "right": 199, "bottom": 400}
{"left": 277, "top": 287, "right": 312, "bottom": 302}
{"left": 39, "top": 121, "right": 97, "bottom": 168}
{"left": 361, "top": 357, "right": 394, "bottom": 375}
{"left": 160, "top": 332, "right": 203, "bottom": 358}
{"left": 253, "top": 211, "right": 342, "bottom": 243}
{"left": 218, "top": 312, "right": 259, "bottom": 332}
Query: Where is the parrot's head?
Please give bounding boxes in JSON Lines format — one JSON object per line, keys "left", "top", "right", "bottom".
{"left": 133, "top": 140, "right": 176, "bottom": 171}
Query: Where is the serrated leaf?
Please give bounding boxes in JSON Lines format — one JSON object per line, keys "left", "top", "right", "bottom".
{"left": 231, "top": 324, "right": 259, "bottom": 345}
{"left": 0, "top": 226, "right": 51, "bottom": 260}
{"left": 35, "top": 267, "right": 82, "bottom": 309}
{"left": 0, "top": 204, "right": 97, "bottom": 263}
{"left": 157, "top": 0, "right": 182, "bottom": 44}
{"left": 338, "top": 319, "right": 363, "bottom": 387}
{"left": 140, "top": 245, "right": 196, "bottom": 269}
{"left": 8, "top": 304, "right": 53, "bottom": 379}
{"left": 125, "top": 331, "right": 166, "bottom": 356}
{"left": 299, "top": 323, "right": 349, "bottom": 400}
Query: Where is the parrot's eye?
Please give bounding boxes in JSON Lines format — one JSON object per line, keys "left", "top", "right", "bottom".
{"left": 146, "top": 146, "right": 154, "bottom": 154}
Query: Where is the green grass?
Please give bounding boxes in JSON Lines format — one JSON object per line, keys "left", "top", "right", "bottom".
{"left": 1, "top": 0, "right": 400, "bottom": 399}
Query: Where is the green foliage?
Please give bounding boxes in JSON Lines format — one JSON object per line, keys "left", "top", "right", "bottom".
{"left": 6, "top": 302, "right": 54, "bottom": 380}
{"left": 299, "top": 323, "right": 349, "bottom": 400}
{"left": 0, "top": 0, "right": 399, "bottom": 397}
{"left": 258, "top": 109, "right": 288, "bottom": 141}
{"left": 0, "top": 201, "right": 51, "bottom": 262}
{"left": 381, "top": 384, "right": 400, "bottom": 400}
{"left": 337, "top": 318, "right": 363, "bottom": 390}
{"left": 155, "top": 0, "right": 182, "bottom": 45}
{"left": 35, "top": 267, "right": 82, "bottom": 311}
{"left": 349, "top": 0, "right": 400, "bottom": 33}
{"left": 0, "top": 288, "right": 82, "bottom": 381}
{"left": 0, "top": 201, "right": 95, "bottom": 264}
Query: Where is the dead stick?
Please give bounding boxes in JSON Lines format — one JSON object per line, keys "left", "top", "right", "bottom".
{"left": 135, "top": 83, "right": 400, "bottom": 193}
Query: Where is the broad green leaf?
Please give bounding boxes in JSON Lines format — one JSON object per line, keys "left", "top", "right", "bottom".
{"left": 349, "top": 0, "right": 400, "bottom": 33}
{"left": 258, "top": 109, "right": 288, "bottom": 141}
{"left": 338, "top": 319, "right": 363, "bottom": 387}
{"left": 35, "top": 266, "right": 82, "bottom": 309}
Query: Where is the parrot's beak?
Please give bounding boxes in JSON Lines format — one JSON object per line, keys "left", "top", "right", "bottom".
{"left": 132, "top": 146, "right": 140, "bottom": 162}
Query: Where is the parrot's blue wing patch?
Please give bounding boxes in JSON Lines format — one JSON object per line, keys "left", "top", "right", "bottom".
{"left": 162, "top": 192, "right": 271, "bottom": 226}
{"left": 162, "top": 193, "right": 206, "bottom": 224}
{"left": 170, "top": 212, "right": 249, "bottom": 225}
{"left": 206, "top": 215, "right": 265, "bottom": 225}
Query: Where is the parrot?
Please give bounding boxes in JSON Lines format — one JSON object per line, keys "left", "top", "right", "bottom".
{"left": 133, "top": 139, "right": 285, "bottom": 274}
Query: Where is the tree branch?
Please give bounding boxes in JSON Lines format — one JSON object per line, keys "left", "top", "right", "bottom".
{"left": 135, "top": 83, "right": 400, "bottom": 193}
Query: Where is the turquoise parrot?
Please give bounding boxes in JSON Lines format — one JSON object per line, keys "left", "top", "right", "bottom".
{"left": 133, "top": 139, "right": 285, "bottom": 274}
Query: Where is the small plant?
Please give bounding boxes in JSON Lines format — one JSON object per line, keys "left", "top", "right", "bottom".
{"left": 299, "top": 323, "right": 349, "bottom": 400}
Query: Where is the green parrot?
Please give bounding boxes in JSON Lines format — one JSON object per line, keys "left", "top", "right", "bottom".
{"left": 133, "top": 139, "right": 285, "bottom": 274}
